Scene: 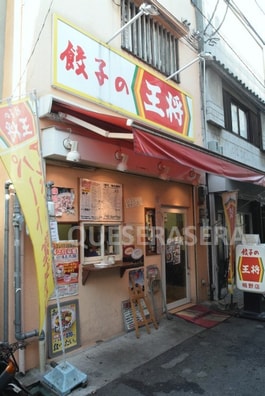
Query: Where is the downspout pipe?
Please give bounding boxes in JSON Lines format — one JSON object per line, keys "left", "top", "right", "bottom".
{"left": 13, "top": 193, "right": 38, "bottom": 340}
{"left": 3, "top": 180, "right": 12, "bottom": 342}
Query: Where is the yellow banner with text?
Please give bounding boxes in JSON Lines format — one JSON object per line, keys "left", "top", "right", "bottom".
{"left": 0, "top": 97, "right": 54, "bottom": 331}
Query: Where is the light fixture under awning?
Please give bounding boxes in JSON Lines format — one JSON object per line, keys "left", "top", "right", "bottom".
{"left": 133, "top": 128, "right": 265, "bottom": 186}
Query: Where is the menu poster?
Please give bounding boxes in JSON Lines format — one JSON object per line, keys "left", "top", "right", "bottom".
{"left": 80, "top": 178, "right": 123, "bottom": 221}
{"left": 47, "top": 299, "right": 80, "bottom": 357}
{"left": 50, "top": 240, "right": 79, "bottom": 299}
{"left": 128, "top": 268, "right": 144, "bottom": 290}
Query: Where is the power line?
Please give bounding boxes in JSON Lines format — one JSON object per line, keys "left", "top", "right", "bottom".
{"left": 203, "top": 0, "right": 220, "bottom": 35}
{"left": 192, "top": 0, "right": 265, "bottom": 92}
{"left": 254, "top": 0, "right": 265, "bottom": 17}
{"left": 204, "top": 0, "right": 229, "bottom": 44}
{"left": 227, "top": 0, "right": 265, "bottom": 45}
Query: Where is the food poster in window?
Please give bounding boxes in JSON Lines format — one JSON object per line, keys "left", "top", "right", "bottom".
{"left": 50, "top": 241, "right": 79, "bottom": 298}
{"left": 51, "top": 186, "right": 76, "bottom": 219}
{"left": 47, "top": 300, "right": 81, "bottom": 358}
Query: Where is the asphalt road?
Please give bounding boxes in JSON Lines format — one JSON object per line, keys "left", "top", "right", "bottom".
{"left": 93, "top": 315, "right": 265, "bottom": 395}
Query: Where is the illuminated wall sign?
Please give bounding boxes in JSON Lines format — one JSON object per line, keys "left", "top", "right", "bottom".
{"left": 236, "top": 244, "right": 265, "bottom": 293}
{"left": 53, "top": 15, "right": 193, "bottom": 140}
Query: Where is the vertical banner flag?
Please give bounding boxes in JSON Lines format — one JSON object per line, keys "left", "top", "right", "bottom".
{"left": 222, "top": 191, "right": 238, "bottom": 294}
{"left": 0, "top": 96, "right": 54, "bottom": 331}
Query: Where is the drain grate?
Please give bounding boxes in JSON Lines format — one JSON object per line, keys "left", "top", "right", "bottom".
{"left": 28, "top": 381, "right": 58, "bottom": 395}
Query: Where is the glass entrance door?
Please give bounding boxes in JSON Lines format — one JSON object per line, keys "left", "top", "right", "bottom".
{"left": 162, "top": 208, "right": 190, "bottom": 309}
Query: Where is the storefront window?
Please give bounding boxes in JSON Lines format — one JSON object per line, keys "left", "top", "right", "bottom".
{"left": 82, "top": 223, "right": 122, "bottom": 263}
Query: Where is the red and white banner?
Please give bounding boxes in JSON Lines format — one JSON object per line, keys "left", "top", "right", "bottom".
{"left": 222, "top": 191, "right": 238, "bottom": 293}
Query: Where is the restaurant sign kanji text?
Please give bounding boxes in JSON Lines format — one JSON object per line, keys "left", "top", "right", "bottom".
{"left": 53, "top": 15, "right": 193, "bottom": 140}
{"left": 236, "top": 244, "right": 265, "bottom": 293}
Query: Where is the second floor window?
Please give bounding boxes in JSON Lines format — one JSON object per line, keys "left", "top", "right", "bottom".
{"left": 231, "top": 102, "right": 248, "bottom": 139}
{"left": 120, "top": 0, "right": 180, "bottom": 80}
{"left": 223, "top": 89, "right": 261, "bottom": 148}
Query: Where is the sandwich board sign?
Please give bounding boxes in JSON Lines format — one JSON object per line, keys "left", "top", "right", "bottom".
{"left": 236, "top": 244, "right": 265, "bottom": 293}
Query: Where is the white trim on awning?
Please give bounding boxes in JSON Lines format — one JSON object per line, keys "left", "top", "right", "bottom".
{"left": 58, "top": 112, "right": 133, "bottom": 139}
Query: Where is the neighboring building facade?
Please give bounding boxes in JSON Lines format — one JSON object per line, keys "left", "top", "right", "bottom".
{"left": 0, "top": 0, "right": 264, "bottom": 372}
{"left": 193, "top": 0, "right": 265, "bottom": 302}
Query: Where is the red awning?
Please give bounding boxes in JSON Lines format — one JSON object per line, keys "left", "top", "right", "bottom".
{"left": 40, "top": 95, "right": 265, "bottom": 186}
{"left": 49, "top": 98, "right": 132, "bottom": 134}
{"left": 133, "top": 128, "right": 265, "bottom": 186}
